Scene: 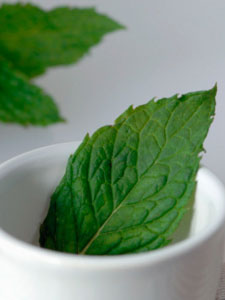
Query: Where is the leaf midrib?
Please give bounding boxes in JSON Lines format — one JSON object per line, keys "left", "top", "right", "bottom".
{"left": 80, "top": 100, "right": 179, "bottom": 254}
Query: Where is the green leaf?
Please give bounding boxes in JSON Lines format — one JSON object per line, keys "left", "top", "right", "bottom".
{"left": 0, "top": 3, "right": 125, "bottom": 78}
{"left": 0, "top": 61, "right": 64, "bottom": 126}
{"left": 40, "top": 86, "right": 216, "bottom": 255}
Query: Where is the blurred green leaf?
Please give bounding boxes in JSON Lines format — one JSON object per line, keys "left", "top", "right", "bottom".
{"left": 0, "top": 61, "right": 64, "bottom": 126}
{"left": 0, "top": 3, "right": 125, "bottom": 78}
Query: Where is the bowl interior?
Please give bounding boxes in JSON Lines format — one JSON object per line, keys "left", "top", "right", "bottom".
{"left": 0, "top": 142, "right": 222, "bottom": 249}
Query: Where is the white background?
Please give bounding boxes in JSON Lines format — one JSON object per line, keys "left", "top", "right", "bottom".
{"left": 1, "top": 0, "right": 225, "bottom": 183}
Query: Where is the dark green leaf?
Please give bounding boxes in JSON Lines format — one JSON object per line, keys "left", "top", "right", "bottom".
{"left": 40, "top": 86, "right": 216, "bottom": 255}
{"left": 0, "top": 61, "right": 64, "bottom": 126}
{"left": 0, "top": 3, "right": 125, "bottom": 78}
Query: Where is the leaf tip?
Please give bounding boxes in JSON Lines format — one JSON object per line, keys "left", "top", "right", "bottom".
{"left": 117, "top": 22, "right": 126, "bottom": 30}
{"left": 211, "top": 82, "right": 217, "bottom": 96}
{"left": 84, "top": 133, "right": 90, "bottom": 141}
{"left": 205, "top": 83, "right": 217, "bottom": 100}
{"left": 59, "top": 116, "right": 66, "bottom": 123}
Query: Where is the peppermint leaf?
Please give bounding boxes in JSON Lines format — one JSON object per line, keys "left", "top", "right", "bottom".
{"left": 40, "top": 86, "right": 216, "bottom": 254}
{"left": 0, "top": 3, "right": 124, "bottom": 78}
{"left": 0, "top": 61, "right": 64, "bottom": 126}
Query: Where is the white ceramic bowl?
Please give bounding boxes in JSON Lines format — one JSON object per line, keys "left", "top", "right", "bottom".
{"left": 0, "top": 142, "right": 225, "bottom": 300}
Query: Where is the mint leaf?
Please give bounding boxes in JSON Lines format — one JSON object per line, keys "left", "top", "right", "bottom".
{"left": 0, "top": 3, "right": 124, "bottom": 78}
{"left": 0, "top": 3, "right": 124, "bottom": 126}
{"left": 0, "top": 61, "right": 64, "bottom": 126}
{"left": 40, "top": 86, "right": 216, "bottom": 254}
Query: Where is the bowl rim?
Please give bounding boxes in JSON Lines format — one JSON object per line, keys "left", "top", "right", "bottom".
{"left": 0, "top": 141, "right": 225, "bottom": 271}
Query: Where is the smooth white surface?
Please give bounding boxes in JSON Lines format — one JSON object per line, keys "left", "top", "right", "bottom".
{"left": 1, "top": 0, "right": 225, "bottom": 185}
{"left": 0, "top": 142, "right": 225, "bottom": 300}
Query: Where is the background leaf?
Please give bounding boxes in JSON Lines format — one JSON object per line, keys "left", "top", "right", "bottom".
{"left": 40, "top": 87, "right": 216, "bottom": 255}
{"left": 0, "top": 3, "right": 125, "bottom": 78}
{"left": 0, "top": 61, "right": 64, "bottom": 126}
